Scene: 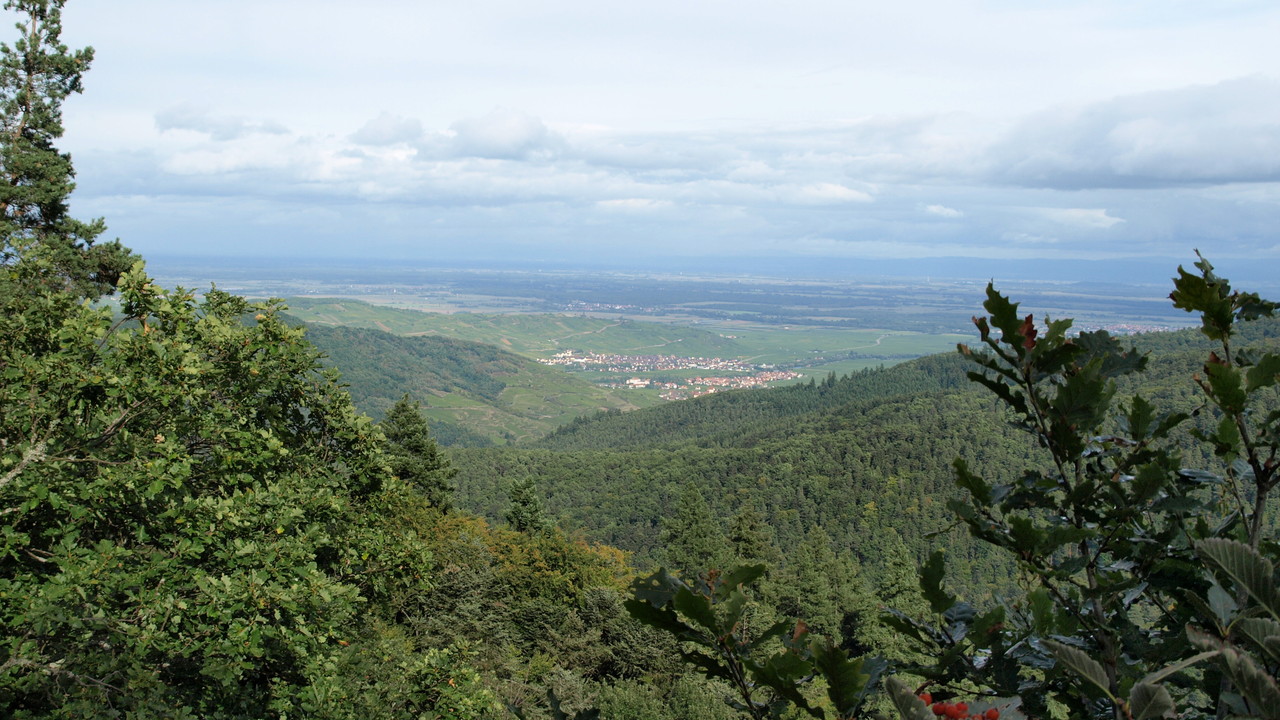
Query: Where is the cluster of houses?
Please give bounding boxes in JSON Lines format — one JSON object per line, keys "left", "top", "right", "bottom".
{"left": 540, "top": 349, "right": 802, "bottom": 400}
{"left": 540, "top": 350, "right": 756, "bottom": 374}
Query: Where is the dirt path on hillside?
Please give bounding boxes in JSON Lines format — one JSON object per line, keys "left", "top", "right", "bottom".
{"left": 549, "top": 320, "right": 623, "bottom": 347}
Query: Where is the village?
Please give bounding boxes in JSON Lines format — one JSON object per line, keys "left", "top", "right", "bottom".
{"left": 539, "top": 350, "right": 804, "bottom": 399}
{"left": 540, "top": 349, "right": 758, "bottom": 374}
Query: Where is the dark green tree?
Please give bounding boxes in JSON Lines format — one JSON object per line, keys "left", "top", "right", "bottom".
{"left": 659, "top": 485, "right": 728, "bottom": 576}
{"left": 506, "top": 475, "right": 549, "bottom": 533}
{"left": 379, "top": 394, "right": 457, "bottom": 511}
{"left": 0, "top": 0, "right": 134, "bottom": 298}
{"left": 728, "top": 498, "right": 781, "bottom": 569}
{"left": 772, "top": 525, "right": 866, "bottom": 644}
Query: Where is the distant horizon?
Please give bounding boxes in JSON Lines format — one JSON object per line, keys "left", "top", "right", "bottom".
{"left": 140, "top": 251, "right": 1279, "bottom": 292}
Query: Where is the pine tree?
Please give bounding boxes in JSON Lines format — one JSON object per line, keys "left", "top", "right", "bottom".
{"left": 0, "top": 0, "right": 134, "bottom": 298}
{"left": 659, "top": 485, "right": 728, "bottom": 576}
{"left": 771, "top": 525, "right": 859, "bottom": 642}
{"left": 379, "top": 394, "right": 457, "bottom": 511}
{"left": 727, "top": 498, "right": 781, "bottom": 569}
{"left": 505, "top": 475, "right": 548, "bottom": 533}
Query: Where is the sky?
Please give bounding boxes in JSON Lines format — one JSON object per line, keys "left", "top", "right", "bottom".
{"left": 23, "top": 0, "right": 1280, "bottom": 279}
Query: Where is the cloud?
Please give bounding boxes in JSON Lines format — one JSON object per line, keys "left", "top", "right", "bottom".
{"left": 786, "top": 182, "right": 874, "bottom": 204}
{"left": 923, "top": 204, "right": 963, "bottom": 218}
{"left": 448, "top": 107, "right": 562, "bottom": 160}
{"left": 1036, "top": 207, "right": 1125, "bottom": 229}
{"left": 154, "top": 104, "right": 288, "bottom": 141}
{"left": 595, "top": 198, "right": 674, "bottom": 212}
{"left": 987, "top": 77, "right": 1280, "bottom": 189}
{"left": 350, "top": 112, "right": 423, "bottom": 146}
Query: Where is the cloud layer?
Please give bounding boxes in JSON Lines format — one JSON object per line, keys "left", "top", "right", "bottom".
{"left": 39, "top": 1, "right": 1280, "bottom": 273}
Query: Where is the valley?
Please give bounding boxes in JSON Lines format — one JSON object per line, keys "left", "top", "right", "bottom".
{"left": 195, "top": 260, "right": 1197, "bottom": 445}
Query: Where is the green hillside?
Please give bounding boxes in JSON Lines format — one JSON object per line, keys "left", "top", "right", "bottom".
{"left": 287, "top": 297, "right": 745, "bottom": 358}
{"left": 282, "top": 296, "right": 966, "bottom": 374}
{"left": 451, "top": 316, "right": 1280, "bottom": 588}
{"left": 305, "top": 325, "right": 659, "bottom": 445}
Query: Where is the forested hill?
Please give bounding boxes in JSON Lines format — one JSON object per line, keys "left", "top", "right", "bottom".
{"left": 305, "top": 325, "right": 652, "bottom": 446}
{"left": 451, "top": 315, "right": 1280, "bottom": 595}
{"left": 533, "top": 313, "right": 1280, "bottom": 453}
{"left": 534, "top": 351, "right": 974, "bottom": 451}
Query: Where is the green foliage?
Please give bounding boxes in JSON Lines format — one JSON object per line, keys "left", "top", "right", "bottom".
{"left": 313, "top": 622, "right": 498, "bottom": 720}
{"left": 659, "top": 485, "right": 729, "bottom": 576}
{"left": 626, "top": 564, "right": 882, "bottom": 720}
{"left": 380, "top": 394, "right": 458, "bottom": 510}
{"left": 0, "top": 259, "right": 413, "bottom": 714}
{"left": 304, "top": 323, "right": 648, "bottom": 445}
{"left": 0, "top": 0, "right": 134, "bottom": 297}
{"left": 882, "top": 257, "right": 1280, "bottom": 720}
{"left": 507, "top": 476, "right": 550, "bottom": 533}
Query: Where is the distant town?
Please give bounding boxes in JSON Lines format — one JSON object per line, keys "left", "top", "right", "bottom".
{"left": 539, "top": 350, "right": 803, "bottom": 399}
{"left": 541, "top": 350, "right": 758, "bottom": 374}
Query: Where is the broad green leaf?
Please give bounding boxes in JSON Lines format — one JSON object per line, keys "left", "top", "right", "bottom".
{"left": 623, "top": 599, "right": 696, "bottom": 640}
{"left": 1246, "top": 353, "right": 1280, "bottom": 392}
{"left": 1171, "top": 264, "right": 1233, "bottom": 341}
{"left": 967, "top": 372, "right": 1030, "bottom": 418}
{"left": 1236, "top": 618, "right": 1280, "bottom": 662}
{"left": 1196, "top": 538, "right": 1280, "bottom": 619}
{"left": 920, "top": 550, "right": 955, "bottom": 614}
{"left": 1207, "top": 582, "right": 1239, "bottom": 627}
{"left": 672, "top": 586, "right": 718, "bottom": 633}
{"left": 1128, "top": 681, "right": 1174, "bottom": 720}
{"left": 752, "top": 650, "right": 819, "bottom": 715}
{"left": 885, "top": 676, "right": 934, "bottom": 720}
{"left": 810, "top": 640, "right": 869, "bottom": 717}
{"left": 1204, "top": 361, "right": 1246, "bottom": 415}
{"left": 982, "top": 284, "right": 1027, "bottom": 353}
{"left": 716, "top": 563, "right": 767, "bottom": 600}
{"left": 680, "top": 649, "right": 734, "bottom": 683}
{"left": 1140, "top": 651, "right": 1218, "bottom": 686}
{"left": 1222, "top": 646, "right": 1280, "bottom": 719}
{"left": 629, "top": 567, "right": 681, "bottom": 608}
{"left": 1042, "top": 639, "right": 1113, "bottom": 698}
{"left": 953, "top": 459, "right": 992, "bottom": 505}
{"left": 1122, "top": 395, "right": 1157, "bottom": 441}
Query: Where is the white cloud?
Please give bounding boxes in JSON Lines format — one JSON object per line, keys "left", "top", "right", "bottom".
{"left": 785, "top": 182, "right": 874, "bottom": 204}
{"left": 350, "top": 112, "right": 424, "bottom": 146}
{"left": 595, "top": 198, "right": 674, "bottom": 212}
{"left": 448, "top": 108, "right": 562, "bottom": 160}
{"left": 987, "top": 77, "right": 1280, "bottom": 189}
{"left": 1002, "top": 232, "right": 1060, "bottom": 245}
{"left": 924, "top": 204, "right": 963, "bottom": 218}
{"left": 1037, "top": 208, "right": 1126, "bottom": 229}
{"left": 154, "top": 104, "right": 287, "bottom": 141}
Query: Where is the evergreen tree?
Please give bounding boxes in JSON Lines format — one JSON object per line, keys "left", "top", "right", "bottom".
{"left": 771, "top": 525, "right": 858, "bottom": 642}
{"left": 659, "top": 485, "right": 728, "bottom": 576}
{"left": 0, "top": 0, "right": 134, "bottom": 298}
{"left": 506, "top": 475, "right": 548, "bottom": 533}
{"left": 379, "top": 394, "right": 457, "bottom": 510}
{"left": 727, "top": 497, "right": 781, "bottom": 569}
